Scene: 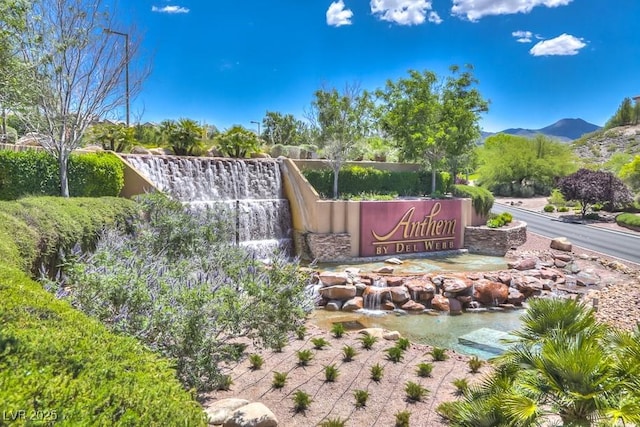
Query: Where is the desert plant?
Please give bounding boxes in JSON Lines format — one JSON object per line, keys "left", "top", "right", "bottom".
{"left": 430, "top": 347, "right": 448, "bottom": 361}
{"left": 395, "top": 410, "right": 411, "bottom": 427}
{"left": 342, "top": 345, "right": 357, "bottom": 362}
{"left": 452, "top": 378, "right": 469, "bottom": 395}
{"left": 324, "top": 364, "right": 339, "bottom": 382}
{"left": 331, "top": 322, "right": 346, "bottom": 338}
{"left": 296, "top": 349, "right": 314, "bottom": 366}
{"left": 360, "top": 333, "right": 378, "bottom": 350}
{"left": 271, "top": 336, "right": 288, "bottom": 353}
{"left": 292, "top": 390, "right": 312, "bottom": 413}
{"left": 405, "top": 381, "right": 429, "bottom": 402}
{"left": 319, "top": 418, "right": 349, "bottom": 427}
{"left": 416, "top": 362, "right": 434, "bottom": 377}
{"left": 370, "top": 363, "right": 384, "bottom": 382}
{"left": 468, "top": 356, "right": 483, "bottom": 373}
{"left": 248, "top": 353, "right": 264, "bottom": 370}
{"left": 296, "top": 325, "right": 307, "bottom": 340}
{"left": 544, "top": 204, "right": 556, "bottom": 212}
{"left": 217, "top": 375, "right": 233, "bottom": 391}
{"left": 272, "top": 371, "right": 288, "bottom": 389}
{"left": 396, "top": 337, "right": 411, "bottom": 350}
{"left": 311, "top": 337, "right": 330, "bottom": 350}
{"left": 353, "top": 389, "right": 370, "bottom": 408}
{"left": 386, "top": 346, "right": 405, "bottom": 363}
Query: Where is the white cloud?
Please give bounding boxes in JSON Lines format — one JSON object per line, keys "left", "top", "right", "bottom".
{"left": 151, "top": 5, "right": 190, "bottom": 14}
{"left": 452, "top": 0, "right": 572, "bottom": 21}
{"left": 370, "top": 0, "right": 437, "bottom": 26}
{"left": 529, "top": 33, "right": 586, "bottom": 56}
{"left": 428, "top": 11, "right": 443, "bottom": 24}
{"left": 326, "top": 0, "right": 353, "bottom": 27}
{"left": 512, "top": 30, "right": 533, "bottom": 43}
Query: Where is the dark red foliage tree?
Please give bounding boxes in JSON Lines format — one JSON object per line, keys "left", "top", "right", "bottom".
{"left": 557, "top": 168, "right": 633, "bottom": 218}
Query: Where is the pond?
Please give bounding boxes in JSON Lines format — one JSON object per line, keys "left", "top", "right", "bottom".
{"left": 310, "top": 308, "right": 524, "bottom": 359}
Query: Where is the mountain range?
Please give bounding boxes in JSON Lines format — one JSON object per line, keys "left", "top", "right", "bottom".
{"left": 482, "top": 118, "right": 601, "bottom": 142}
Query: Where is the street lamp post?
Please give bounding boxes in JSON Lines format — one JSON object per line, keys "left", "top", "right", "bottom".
{"left": 104, "top": 29, "right": 130, "bottom": 126}
{"left": 250, "top": 120, "right": 261, "bottom": 137}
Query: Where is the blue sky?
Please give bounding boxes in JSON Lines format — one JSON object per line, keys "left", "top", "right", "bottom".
{"left": 119, "top": 0, "right": 640, "bottom": 132}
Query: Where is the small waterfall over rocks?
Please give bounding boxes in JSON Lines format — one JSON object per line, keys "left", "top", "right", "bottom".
{"left": 123, "top": 155, "right": 293, "bottom": 257}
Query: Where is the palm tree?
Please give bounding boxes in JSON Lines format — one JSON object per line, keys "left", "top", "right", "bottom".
{"left": 437, "top": 298, "right": 640, "bottom": 426}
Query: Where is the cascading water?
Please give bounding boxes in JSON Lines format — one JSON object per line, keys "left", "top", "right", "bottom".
{"left": 123, "top": 155, "right": 293, "bottom": 257}
{"left": 362, "top": 278, "right": 390, "bottom": 313}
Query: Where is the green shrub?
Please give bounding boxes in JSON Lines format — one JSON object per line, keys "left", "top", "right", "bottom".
{"left": 292, "top": 390, "right": 312, "bottom": 413}
{"left": 544, "top": 204, "right": 556, "bottom": 212}
{"left": 616, "top": 213, "right": 640, "bottom": 229}
{"left": 353, "top": 389, "right": 369, "bottom": 408}
{"left": 395, "top": 410, "right": 411, "bottom": 427}
{"left": 319, "top": 418, "right": 349, "bottom": 427}
{"left": 311, "top": 337, "right": 330, "bottom": 350}
{"left": 468, "top": 356, "right": 483, "bottom": 373}
{"left": 296, "top": 325, "right": 307, "bottom": 340}
{"left": 249, "top": 354, "right": 264, "bottom": 370}
{"left": 416, "top": 362, "right": 434, "bottom": 377}
{"left": 548, "top": 189, "right": 567, "bottom": 206}
{"left": 453, "top": 184, "right": 494, "bottom": 216}
{"left": 359, "top": 334, "right": 378, "bottom": 350}
{"left": 0, "top": 196, "right": 136, "bottom": 275}
{"left": 386, "top": 346, "right": 405, "bottom": 363}
{"left": 331, "top": 322, "right": 346, "bottom": 338}
{"left": 324, "top": 364, "right": 339, "bottom": 382}
{"left": 486, "top": 212, "right": 513, "bottom": 229}
{"left": 0, "top": 150, "right": 125, "bottom": 200}
{"left": 342, "top": 345, "right": 357, "bottom": 362}
{"left": 430, "top": 347, "right": 448, "bottom": 361}
{"left": 405, "top": 381, "right": 429, "bottom": 402}
{"left": 452, "top": 378, "right": 469, "bottom": 395}
{"left": 558, "top": 206, "right": 570, "bottom": 212}
{"left": 302, "top": 165, "right": 450, "bottom": 199}
{"left": 370, "top": 363, "right": 384, "bottom": 382}
{"left": 0, "top": 265, "right": 206, "bottom": 426}
{"left": 296, "top": 349, "right": 314, "bottom": 366}
{"left": 396, "top": 337, "right": 411, "bottom": 351}
{"left": 272, "top": 371, "right": 288, "bottom": 389}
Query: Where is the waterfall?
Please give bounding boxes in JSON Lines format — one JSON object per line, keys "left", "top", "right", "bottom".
{"left": 123, "top": 155, "right": 293, "bottom": 257}
{"left": 363, "top": 278, "right": 389, "bottom": 311}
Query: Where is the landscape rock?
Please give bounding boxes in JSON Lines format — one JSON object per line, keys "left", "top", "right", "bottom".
{"left": 205, "top": 398, "right": 250, "bottom": 425}
{"left": 431, "top": 295, "right": 450, "bottom": 312}
{"left": 551, "top": 237, "right": 573, "bottom": 252}
{"left": 507, "top": 287, "right": 525, "bottom": 305}
{"left": 373, "top": 266, "right": 394, "bottom": 274}
{"left": 342, "top": 297, "right": 363, "bottom": 312}
{"left": 324, "top": 300, "right": 343, "bottom": 311}
{"left": 385, "top": 257, "right": 403, "bottom": 265}
{"left": 388, "top": 286, "right": 411, "bottom": 304}
{"left": 223, "top": 402, "right": 278, "bottom": 427}
{"left": 359, "top": 328, "right": 385, "bottom": 339}
{"left": 401, "top": 300, "right": 425, "bottom": 311}
{"left": 448, "top": 297, "right": 463, "bottom": 315}
{"left": 386, "top": 276, "right": 405, "bottom": 286}
{"left": 508, "top": 258, "right": 537, "bottom": 270}
{"left": 472, "top": 279, "right": 509, "bottom": 305}
{"left": 382, "top": 330, "right": 402, "bottom": 340}
{"left": 441, "top": 276, "right": 473, "bottom": 294}
{"left": 318, "top": 272, "right": 349, "bottom": 286}
{"left": 318, "top": 285, "right": 356, "bottom": 300}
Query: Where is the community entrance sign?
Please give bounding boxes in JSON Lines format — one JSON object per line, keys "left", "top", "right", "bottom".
{"left": 359, "top": 199, "right": 463, "bottom": 257}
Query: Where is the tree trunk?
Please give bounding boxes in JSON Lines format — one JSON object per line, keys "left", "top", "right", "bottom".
{"left": 332, "top": 165, "right": 339, "bottom": 199}
{"left": 431, "top": 168, "right": 437, "bottom": 195}
{"left": 60, "top": 151, "right": 70, "bottom": 197}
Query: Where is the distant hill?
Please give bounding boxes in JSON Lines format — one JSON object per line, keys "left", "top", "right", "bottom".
{"left": 572, "top": 124, "right": 640, "bottom": 165}
{"left": 482, "top": 118, "right": 601, "bottom": 143}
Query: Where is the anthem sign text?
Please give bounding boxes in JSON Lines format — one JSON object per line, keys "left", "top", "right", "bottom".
{"left": 359, "top": 200, "right": 463, "bottom": 257}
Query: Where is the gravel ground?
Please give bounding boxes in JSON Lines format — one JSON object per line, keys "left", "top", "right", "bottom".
{"left": 204, "top": 201, "right": 640, "bottom": 426}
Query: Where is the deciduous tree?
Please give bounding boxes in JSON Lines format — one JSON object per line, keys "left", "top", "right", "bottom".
{"left": 376, "top": 65, "right": 488, "bottom": 194}
{"left": 306, "top": 84, "right": 374, "bottom": 198}
{"left": 13, "top": 0, "right": 147, "bottom": 196}
{"left": 261, "top": 111, "right": 307, "bottom": 146}
{"left": 620, "top": 155, "right": 640, "bottom": 192}
{"left": 557, "top": 168, "right": 632, "bottom": 217}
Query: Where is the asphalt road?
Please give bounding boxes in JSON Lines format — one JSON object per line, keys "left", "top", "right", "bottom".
{"left": 492, "top": 204, "right": 640, "bottom": 265}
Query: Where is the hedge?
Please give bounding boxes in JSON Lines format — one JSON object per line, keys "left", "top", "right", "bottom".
{"left": 616, "top": 213, "right": 640, "bottom": 231}
{"left": 452, "top": 184, "right": 495, "bottom": 216}
{"left": 0, "top": 150, "right": 125, "bottom": 200}
{"left": 0, "top": 197, "right": 137, "bottom": 276}
{"left": 0, "top": 197, "right": 207, "bottom": 426}
{"left": 302, "top": 165, "right": 450, "bottom": 198}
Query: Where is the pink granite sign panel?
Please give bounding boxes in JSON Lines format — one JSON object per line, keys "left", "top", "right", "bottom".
{"left": 359, "top": 199, "right": 463, "bottom": 257}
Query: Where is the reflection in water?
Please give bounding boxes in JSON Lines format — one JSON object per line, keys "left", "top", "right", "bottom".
{"left": 310, "top": 308, "right": 523, "bottom": 359}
